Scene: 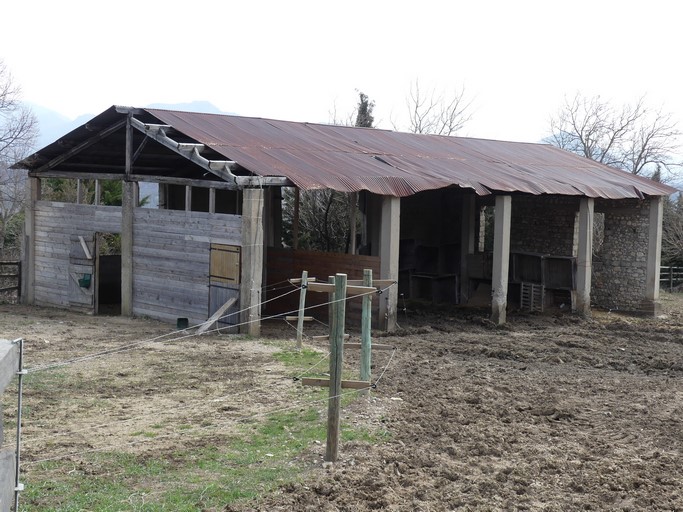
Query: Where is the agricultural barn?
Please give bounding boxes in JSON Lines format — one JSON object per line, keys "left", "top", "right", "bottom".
{"left": 13, "top": 106, "right": 677, "bottom": 332}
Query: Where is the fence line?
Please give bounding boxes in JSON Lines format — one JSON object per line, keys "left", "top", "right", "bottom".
{"left": 660, "top": 266, "right": 683, "bottom": 292}
{"left": 0, "top": 260, "right": 21, "bottom": 299}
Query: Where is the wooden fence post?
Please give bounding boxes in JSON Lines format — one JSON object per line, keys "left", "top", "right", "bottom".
{"left": 325, "top": 273, "right": 347, "bottom": 463}
{"left": 360, "top": 269, "right": 372, "bottom": 396}
{"left": 296, "top": 270, "right": 308, "bottom": 350}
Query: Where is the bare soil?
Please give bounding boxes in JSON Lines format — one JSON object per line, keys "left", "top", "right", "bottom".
{"left": 2, "top": 293, "right": 683, "bottom": 511}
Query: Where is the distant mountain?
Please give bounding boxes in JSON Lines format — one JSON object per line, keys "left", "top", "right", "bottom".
{"left": 30, "top": 101, "right": 235, "bottom": 150}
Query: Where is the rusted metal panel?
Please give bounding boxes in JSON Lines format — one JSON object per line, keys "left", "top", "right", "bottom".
{"left": 145, "top": 108, "right": 677, "bottom": 199}
{"left": 14, "top": 105, "right": 678, "bottom": 200}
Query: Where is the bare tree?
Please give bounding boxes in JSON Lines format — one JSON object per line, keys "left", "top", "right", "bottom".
{"left": 547, "top": 93, "right": 680, "bottom": 179}
{"left": 0, "top": 60, "right": 37, "bottom": 258}
{"left": 404, "top": 79, "right": 472, "bottom": 136}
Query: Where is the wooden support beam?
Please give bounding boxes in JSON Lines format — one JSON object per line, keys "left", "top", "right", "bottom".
{"left": 285, "top": 315, "right": 313, "bottom": 322}
{"left": 326, "top": 273, "right": 347, "bottom": 463}
{"left": 289, "top": 277, "right": 317, "bottom": 284}
{"left": 575, "top": 198, "right": 594, "bottom": 316}
{"left": 360, "top": 268, "right": 372, "bottom": 396}
{"left": 306, "top": 282, "right": 375, "bottom": 295}
{"left": 345, "top": 342, "right": 395, "bottom": 351}
{"left": 491, "top": 195, "right": 511, "bottom": 325}
{"left": 295, "top": 271, "right": 308, "bottom": 350}
{"left": 312, "top": 334, "right": 350, "bottom": 340}
{"left": 197, "top": 297, "right": 237, "bottom": 334}
{"left": 240, "top": 188, "right": 265, "bottom": 336}
{"left": 301, "top": 378, "right": 370, "bottom": 390}
{"left": 346, "top": 279, "right": 395, "bottom": 288}
{"left": 34, "top": 119, "right": 126, "bottom": 174}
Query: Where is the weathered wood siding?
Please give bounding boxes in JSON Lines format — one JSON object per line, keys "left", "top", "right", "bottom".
{"left": 265, "top": 248, "right": 381, "bottom": 327}
{"left": 132, "top": 208, "right": 241, "bottom": 325}
{"left": 34, "top": 202, "right": 121, "bottom": 309}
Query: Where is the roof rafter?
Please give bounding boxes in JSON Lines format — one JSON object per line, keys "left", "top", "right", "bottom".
{"left": 130, "top": 117, "right": 291, "bottom": 188}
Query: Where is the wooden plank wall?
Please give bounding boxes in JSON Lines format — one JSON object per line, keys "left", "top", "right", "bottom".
{"left": 132, "top": 208, "right": 241, "bottom": 326}
{"left": 265, "top": 248, "right": 381, "bottom": 328}
{"left": 34, "top": 202, "right": 122, "bottom": 309}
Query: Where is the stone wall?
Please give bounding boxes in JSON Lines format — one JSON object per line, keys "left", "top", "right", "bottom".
{"left": 592, "top": 199, "right": 650, "bottom": 311}
{"left": 0, "top": 340, "right": 18, "bottom": 512}
{"left": 510, "top": 196, "right": 579, "bottom": 256}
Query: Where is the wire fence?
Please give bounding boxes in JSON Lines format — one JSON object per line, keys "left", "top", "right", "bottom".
{"left": 14, "top": 279, "right": 399, "bottom": 476}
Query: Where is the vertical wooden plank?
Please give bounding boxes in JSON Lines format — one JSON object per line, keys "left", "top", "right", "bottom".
{"left": 296, "top": 270, "right": 308, "bottom": 350}
{"left": 209, "top": 188, "right": 216, "bottom": 214}
{"left": 360, "top": 268, "right": 372, "bottom": 396}
{"left": 325, "top": 273, "right": 347, "bottom": 463}
{"left": 644, "top": 196, "right": 664, "bottom": 315}
{"left": 185, "top": 185, "right": 192, "bottom": 211}
{"left": 94, "top": 180, "right": 101, "bottom": 206}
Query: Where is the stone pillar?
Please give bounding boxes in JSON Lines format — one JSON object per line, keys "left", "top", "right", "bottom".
{"left": 643, "top": 196, "right": 664, "bottom": 315}
{"left": 22, "top": 177, "right": 40, "bottom": 305}
{"left": 379, "top": 196, "right": 400, "bottom": 331}
{"left": 575, "top": 198, "right": 594, "bottom": 316}
{"left": 459, "top": 194, "right": 476, "bottom": 304}
{"left": 240, "top": 188, "right": 265, "bottom": 336}
{"left": 491, "top": 195, "right": 511, "bottom": 324}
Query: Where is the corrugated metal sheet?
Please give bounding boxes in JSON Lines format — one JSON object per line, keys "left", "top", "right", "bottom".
{"left": 145, "top": 108, "right": 677, "bottom": 199}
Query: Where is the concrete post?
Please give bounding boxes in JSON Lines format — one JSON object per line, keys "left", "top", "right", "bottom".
{"left": 459, "top": 194, "right": 476, "bottom": 304}
{"left": 491, "top": 195, "right": 511, "bottom": 324}
{"left": 22, "top": 178, "right": 39, "bottom": 305}
{"left": 240, "top": 188, "right": 265, "bottom": 336}
{"left": 643, "top": 197, "right": 664, "bottom": 315}
{"left": 575, "top": 197, "right": 594, "bottom": 316}
{"left": 379, "top": 196, "right": 400, "bottom": 331}
{"left": 121, "top": 113, "right": 134, "bottom": 316}
{"left": 120, "top": 182, "right": 135, "bottom": 316}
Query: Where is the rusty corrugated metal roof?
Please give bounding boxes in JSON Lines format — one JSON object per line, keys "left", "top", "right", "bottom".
{"left": 145, "top": 108, "right": 677, "bottom": 199}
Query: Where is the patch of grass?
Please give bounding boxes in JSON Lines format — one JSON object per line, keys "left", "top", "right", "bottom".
{"left": 19, "top": 340, "right": 390, "bottom": 510}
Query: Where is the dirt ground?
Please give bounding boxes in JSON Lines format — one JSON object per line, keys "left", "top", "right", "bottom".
{"left": 2, "top": 293, "right": 683, "bottom": 511}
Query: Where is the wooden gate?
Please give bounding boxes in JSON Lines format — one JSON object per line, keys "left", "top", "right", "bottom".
{"left": 68, "top": 235, "right": 95, "bottom": 313}
{"left": 208, "top": 243, "right": 240, "bottom": 329}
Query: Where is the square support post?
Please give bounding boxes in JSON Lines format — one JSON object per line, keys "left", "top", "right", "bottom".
{"left": 643, "top": 196, "right": 664, "bottom": 315}
{"left": 121, "top": 113, "right": 135, "bottom": 316}
{"left": 491, "top": 195, "right": 511, "bottom": 325}
{"left": 240, "top": 188, "right": 265, "bottom": 336}
{"left": 575, "top": 197, "right": 594, "bottom": 316}
{"left": 379, "top": 196, "right": 400, "bottom": 331}
{"left": 22, "top": 177, "right": 39, "bottom": 305}
{"left": 459, "top": 193, "right": 476, "bottom": 304}
{"left": 120, "top": 182, "right": 135, "bottom": 316}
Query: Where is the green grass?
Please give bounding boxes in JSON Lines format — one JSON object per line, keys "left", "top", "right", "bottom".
{"left": 18, "top": 343, "right": 390, "bottom": 511}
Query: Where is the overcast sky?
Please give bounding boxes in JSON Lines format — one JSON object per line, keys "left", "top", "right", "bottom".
{"left": 2, "top": 0, "right": 682, "bottom": 147}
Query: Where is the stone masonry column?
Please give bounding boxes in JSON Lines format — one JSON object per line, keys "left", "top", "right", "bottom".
{"left": 491, "top": 195, "right": 511, "bottom": 324}
{"left": 240, "top": 188, "right": 265, "bottom": 336}
{"left": 575, "top": 197, "right": 594, "bottom": 316}
{"left": 643, "top": 196, "right": 664, "bottom": 315}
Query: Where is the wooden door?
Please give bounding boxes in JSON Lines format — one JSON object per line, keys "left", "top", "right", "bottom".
{"left": 208, "top": 244, "right": 240, "bottom": 330}
{"left": 68, "top": 235, "right": 95, "bottom": 313}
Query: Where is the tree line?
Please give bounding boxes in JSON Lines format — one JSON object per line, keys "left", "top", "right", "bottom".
{"left": 1, "top": 61, "right": 681, "bottom": 266}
